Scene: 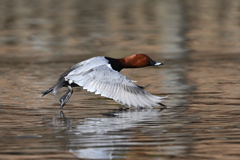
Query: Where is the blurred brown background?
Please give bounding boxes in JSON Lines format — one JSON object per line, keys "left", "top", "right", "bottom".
{"left": 0, "top": 0, "right": 240, "bottom": 159}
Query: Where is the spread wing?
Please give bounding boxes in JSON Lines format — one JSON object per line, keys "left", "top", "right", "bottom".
{"left": 52, "top": 56, "right": 108, "bottom": 95}
{"left": 65, "top": 64, "right": 165, "bottom": 108}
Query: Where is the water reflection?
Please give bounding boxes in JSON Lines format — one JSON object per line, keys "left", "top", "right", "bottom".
{"left": 69, "top": 109, "right": 161, "bottom": 134}
{"left": 55, "top": 109, "right": 162, "bottom": 159}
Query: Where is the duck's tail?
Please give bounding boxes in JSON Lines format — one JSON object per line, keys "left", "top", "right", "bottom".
{"left": 42, "top": 65, "right": 78, "bottom": 97}
{"left": 42, "top": 81, "right": 67, "bottom": 97}
{"left": 42, "top": 85, "right": 55, "bottom": 97}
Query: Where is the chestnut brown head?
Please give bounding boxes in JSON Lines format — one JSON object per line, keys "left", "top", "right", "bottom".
{"left": 120, "top": 54, "right": 163, "bottom": 68}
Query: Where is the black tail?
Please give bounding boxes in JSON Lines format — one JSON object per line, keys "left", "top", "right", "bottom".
{"left": 52, "top": 81, "right": 68, "bottom": 95}
{"left": 42, "top": 85, "right": 55, "bottom": 97}
{"left": 42, "top": 65, "right": 77, "bottom": 97}
{"left": 42, "top": 81, "right": 68, "bottom": 97}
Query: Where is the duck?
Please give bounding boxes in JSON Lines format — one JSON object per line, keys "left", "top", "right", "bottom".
{"left": 42, "top": 54, "right": 167, "bottom": 109}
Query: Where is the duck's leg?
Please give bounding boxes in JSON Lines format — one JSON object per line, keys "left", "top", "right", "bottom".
{"left": 42, "top": 85, "right": 55, "bottom": 97}
{"left": 59, "top": 85, "right": 73, "bottom": 108}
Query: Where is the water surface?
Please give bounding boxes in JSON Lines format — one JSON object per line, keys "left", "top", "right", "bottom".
{"left": 0, "top": 0, "right": 240, "bottom": 159}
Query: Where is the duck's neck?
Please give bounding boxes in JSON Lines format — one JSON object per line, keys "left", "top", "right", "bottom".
{"left": 105, "top": 55, "right": 145, "bottom": 72}
{"left": 117, "top": 58, "right": 133, "bottom": 69}
{"left": 105, "top": 57, "right": 124, "bottom": 72}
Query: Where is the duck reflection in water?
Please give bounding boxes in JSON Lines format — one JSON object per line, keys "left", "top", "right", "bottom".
{"left": 54, "top": 108, "right": 163, "bottom": 159}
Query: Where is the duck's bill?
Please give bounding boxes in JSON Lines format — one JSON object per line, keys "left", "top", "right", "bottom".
{"left": 150, "top": 59, "right": 164, "bottom": 66}
{"left": 154, "top": 62, "right": 163, "bottom": 66}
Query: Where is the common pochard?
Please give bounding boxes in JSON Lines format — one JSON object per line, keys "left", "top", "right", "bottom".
{"left": 42, "top": 54, "right": 167, "bottom": 108}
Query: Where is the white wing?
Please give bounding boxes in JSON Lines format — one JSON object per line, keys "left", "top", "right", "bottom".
{"left": 68, "top": 56, "right": 109, "bottom": 75}
{"left": 52, "top": 56, "right": 109, "bottom": 95}
{"left": 65, "top": 64, "right": 165, "bottom": 108}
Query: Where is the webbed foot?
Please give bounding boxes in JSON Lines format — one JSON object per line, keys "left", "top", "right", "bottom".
{"left": 59, "top": 85, "right": 73, "bottom": 108}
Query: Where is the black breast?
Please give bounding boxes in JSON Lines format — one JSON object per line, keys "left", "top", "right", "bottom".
{"left": 105, "top": 57, "right": 123, "bottom": 72}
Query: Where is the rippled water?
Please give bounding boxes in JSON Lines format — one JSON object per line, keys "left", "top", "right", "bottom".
{"left": 0, "top": 0, "right": 240, "bottom": 159}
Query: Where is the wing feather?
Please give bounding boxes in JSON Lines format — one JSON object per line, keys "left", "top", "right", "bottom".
{"left": 65, "top": 64, "right": 165, "bottom": 108}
